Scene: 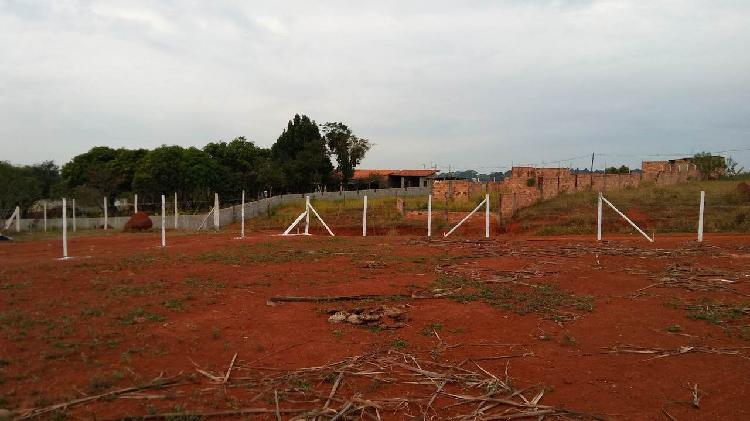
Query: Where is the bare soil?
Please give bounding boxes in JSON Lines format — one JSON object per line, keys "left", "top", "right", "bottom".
{"left": 1, "top": 230, "right": 750, "bottom": 420}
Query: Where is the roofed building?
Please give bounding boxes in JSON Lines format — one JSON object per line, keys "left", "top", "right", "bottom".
{"left": 352, "top": 169, "right": 438, "bottom": 189}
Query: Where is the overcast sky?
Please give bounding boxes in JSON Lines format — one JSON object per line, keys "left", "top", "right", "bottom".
{"left": 1, "top": 0, "right": 748, "bottom": 172}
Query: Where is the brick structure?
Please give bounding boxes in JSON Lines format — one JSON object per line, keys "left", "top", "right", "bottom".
{"left": 429, "top": 156, "right": 724, "bottom": 220}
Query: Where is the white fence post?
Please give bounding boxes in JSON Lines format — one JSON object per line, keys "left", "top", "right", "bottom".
{"left": 15, "top": 206, "right": 20, "bottom": 232}
{"left": 213, "top": 193, "right": 220, "bottom": 231}
{"left": 427, "top": 194, "right": 432, "bottom": 237}
{"left": 62, "top": 198, "right": 68, "bottom": 259}
{"left": 134, "top": 194, "right": 138, "bottom": 214}
{"left": 485, "top": 193, "right": 490, "bottom": 238}
{"left": 103, "top": 197, "right": 108, "bottom": 230}
{"left": 72, "top": 199, "right": 76, "bottom": 232}
{"left": 597, "top": 192, "right": 602, "bottom": 241}
{"left": 43, "top": 202, "right": 47, "bottom": 232}
{"left": 161, "top": 194, "right": 166, "bottom": 247}
{"left": 362, "top": 195, "right": 367, "bottom": 237}
{"left": 174, "top": 192, "right": 178, "bottom": 229}
{"left": 698, "top": 190, "right": 705, "bottom": 242}
{"left": 304, "top": 196, "right": 310, "bottom": 235}
{"left": 241, "top": 190, "right": 246, "bottom": 238}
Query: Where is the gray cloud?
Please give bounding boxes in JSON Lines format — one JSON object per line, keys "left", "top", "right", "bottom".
{"left": 1, "top": 0, "right": 748, "bottom": 171}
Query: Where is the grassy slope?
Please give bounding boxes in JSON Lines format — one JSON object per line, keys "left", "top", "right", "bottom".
{"left": 246, "top": 194, "right": 497, "bottom": 231}
{"left": 511, "top": 177, "right": 750, "bottom": 235}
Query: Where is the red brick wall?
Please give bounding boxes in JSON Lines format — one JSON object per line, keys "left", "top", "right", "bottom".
{"left": 436, "top": 159, "right": 710, "bottom": 221}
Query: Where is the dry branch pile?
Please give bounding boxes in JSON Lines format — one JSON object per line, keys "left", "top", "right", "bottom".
{"left": 408, "top": 238, "right": 729, "bottom": 260}
{"left": 15, "top": 351, "right": 606, "bottom": 420}
{"left": 632, "top": 263, "right": 746, "bottom": 295}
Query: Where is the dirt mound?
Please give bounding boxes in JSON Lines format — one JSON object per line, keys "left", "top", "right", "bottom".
{"left": 737, "top": 182, "right": 750, "bottom": 199}
{"left": 123, "top": 212, "right": 153, "bottom": 231}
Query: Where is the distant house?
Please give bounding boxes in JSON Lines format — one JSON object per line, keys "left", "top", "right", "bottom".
{"left": 352, "top": 169, "right": 439, "bottom": 189}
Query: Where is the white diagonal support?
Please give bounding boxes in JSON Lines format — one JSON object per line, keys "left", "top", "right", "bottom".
{"left": 444, "top": 196, "right": 487, "bottom": 237}
{"left": 282, "top": 211, "right": 309, "bottom": 235}
{"left": 601, "top": 195, "right": 654, "bottom": 243}
{"left": 308, "top": 202, "right": 335, "bottom": 236}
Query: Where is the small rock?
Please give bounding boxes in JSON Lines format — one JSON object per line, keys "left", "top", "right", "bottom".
{"left": 328, "top": 312, "right": 347, "bottom": 323}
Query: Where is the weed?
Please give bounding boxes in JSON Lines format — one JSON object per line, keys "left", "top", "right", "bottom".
{"left": 560, "top": 332, "right": 577, "bottom": 346}
{"left": 290, "top": 378, "right": 311, "bottom": 391}
{"left": 81, "top": 307, "right": 103, "bottom": 317}
{"left": 420, "top": 323, "right": 443, "bottom": 337}
{"left": 366, "top": 325, "right": 382, "bottom": 334}
{"left": 332, "top": 329, "right": 344, "bottom": 337}
{"left": 392, "top": 338, "right": 408, "bottom": 349}
{"left": 163, "top": 299, "right": 184, "bottom": 311}
{"left": 120, "top": 308, "right": 166, "bottom": 325}
{"left": 666, "top": 325, "right": 682, "bottom": 333}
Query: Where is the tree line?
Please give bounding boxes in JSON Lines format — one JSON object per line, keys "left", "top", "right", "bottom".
{"left": 1, "top": 114, "right": 371, "bottom": 216}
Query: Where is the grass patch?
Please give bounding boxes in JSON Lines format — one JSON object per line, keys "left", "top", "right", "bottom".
{"left": 392, "top": 338, "right": 408, "bottom": 349}
{"left": 433, "top": 275, "right": 594, "bottom": 321}
{"left": 120, "top": 308, "right": 166, "bottom": 325}
{"left": 675, "top": 298, "right": 750, "bottom": 340}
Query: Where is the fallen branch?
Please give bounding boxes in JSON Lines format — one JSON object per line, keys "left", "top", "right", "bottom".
{"left": 267, "top": 291, "right": 455, "bottom": 305}
{"left": 16, "top": 375, "right": 185, "bottom": 420}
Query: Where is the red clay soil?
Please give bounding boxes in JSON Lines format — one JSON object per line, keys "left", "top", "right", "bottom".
{"left": 1, "top": 231, "right": 750, "bottom": 420}
{"left": 123, "top": 211, "right": 153, "bottom": 231}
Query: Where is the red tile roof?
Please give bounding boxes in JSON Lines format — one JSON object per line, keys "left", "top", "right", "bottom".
{"left": 353, "top": 169, "right": 438, "bottom": 179}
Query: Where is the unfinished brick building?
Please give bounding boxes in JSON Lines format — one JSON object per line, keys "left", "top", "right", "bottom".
{"left": 432, "top": 156, "right": 724, "bottom": 219}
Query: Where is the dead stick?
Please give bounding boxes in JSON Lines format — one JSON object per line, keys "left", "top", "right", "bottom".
{"left": 106, "top": 408, "right": 315, "bottom": 420}
{"left": 274, "top": 390, "right": 282, "bottom": 421}
{"left": 17, "top": 376, "right": 184, "bottom": 420}
{"left": 268, "top": 293, "right": 446, "bottom": 303}
{"left": 223, "top": 353, "right": 238, "bottom": 384}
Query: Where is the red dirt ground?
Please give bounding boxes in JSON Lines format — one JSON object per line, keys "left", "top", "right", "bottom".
{"left": 2, "top": 230, "right": 750, "bottom": 420}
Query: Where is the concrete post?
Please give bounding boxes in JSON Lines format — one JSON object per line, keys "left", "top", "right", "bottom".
{"left": 174, "top": 192, "right": 178, "bottom": 229}
{"left": 161, "top": 194, "right": 166, "bottom": 247}
{"left": 62, "top": 198, "right": 68, "bottom": 258}
{"left": 43, "top": 202, "right": 47, "bottom": 232}
{"left": 485, "top": 194, "right": 490, "bottom": 238}
{"left": 698, "top": 191, "right": 705, "bottom": 242}
{"left": 362, "top": 195, "right": 367, "bottom": 236}
{"left": 597, "top": 192, "right": 603, "bottom": 241}
{"left": 15, "top": 206, "right": 20, "bottom": 232}
{"left": 103, "top": 197, "right": 108, "bottom": 230}
{"left": 213, "top": 193, "right": 220, "bottom": 230}
{"left": 427, "top": 194, "right": 432, "bottom": 237}
{"left": 241, "top": 190, "right": 245, "bottom": 238}
{"left": 72, "top": 199, "right": 76, "bottom": 232}
{"left": 134, "top": 194, "right": 138, "bottom": 214}
{"left": 304, "top": 195, "right": 310, "bottom": 235}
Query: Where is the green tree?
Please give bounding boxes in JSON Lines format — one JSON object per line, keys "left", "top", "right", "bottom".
{"left": 132, "top": 146, "right": 185, "bottom": 201}
{"left": 321, "top": 122, "right": 372, "bottom": 185}
{"left": 271, "top": 114, "right": 333, "bottom": 192}
{"left": 61, "top": 147, "right": 144, "bottom": 202}
{"left": 204, "top": 137, "right": 265, "bottom": 196}
{"left": 61, "top": 146, "right": 123, "bottom": 199}
{"left": 0, "top": 161, "right": 42, "bottom": 217}
{"left": 692, "top": 152, "right": 726, "bottom": 180}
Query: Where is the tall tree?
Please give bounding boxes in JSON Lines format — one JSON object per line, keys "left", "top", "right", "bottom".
{"left": 271, "top": 114, "right": 333, "bottom": 192}
{"left": 321, "top": 122, "right": 372, "bottom": 185}
{"left": 204, "top": 137, "right": 264, "bottom": 196}
{"left": 0, "top": 161, "right": 43, "bottom": 217}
